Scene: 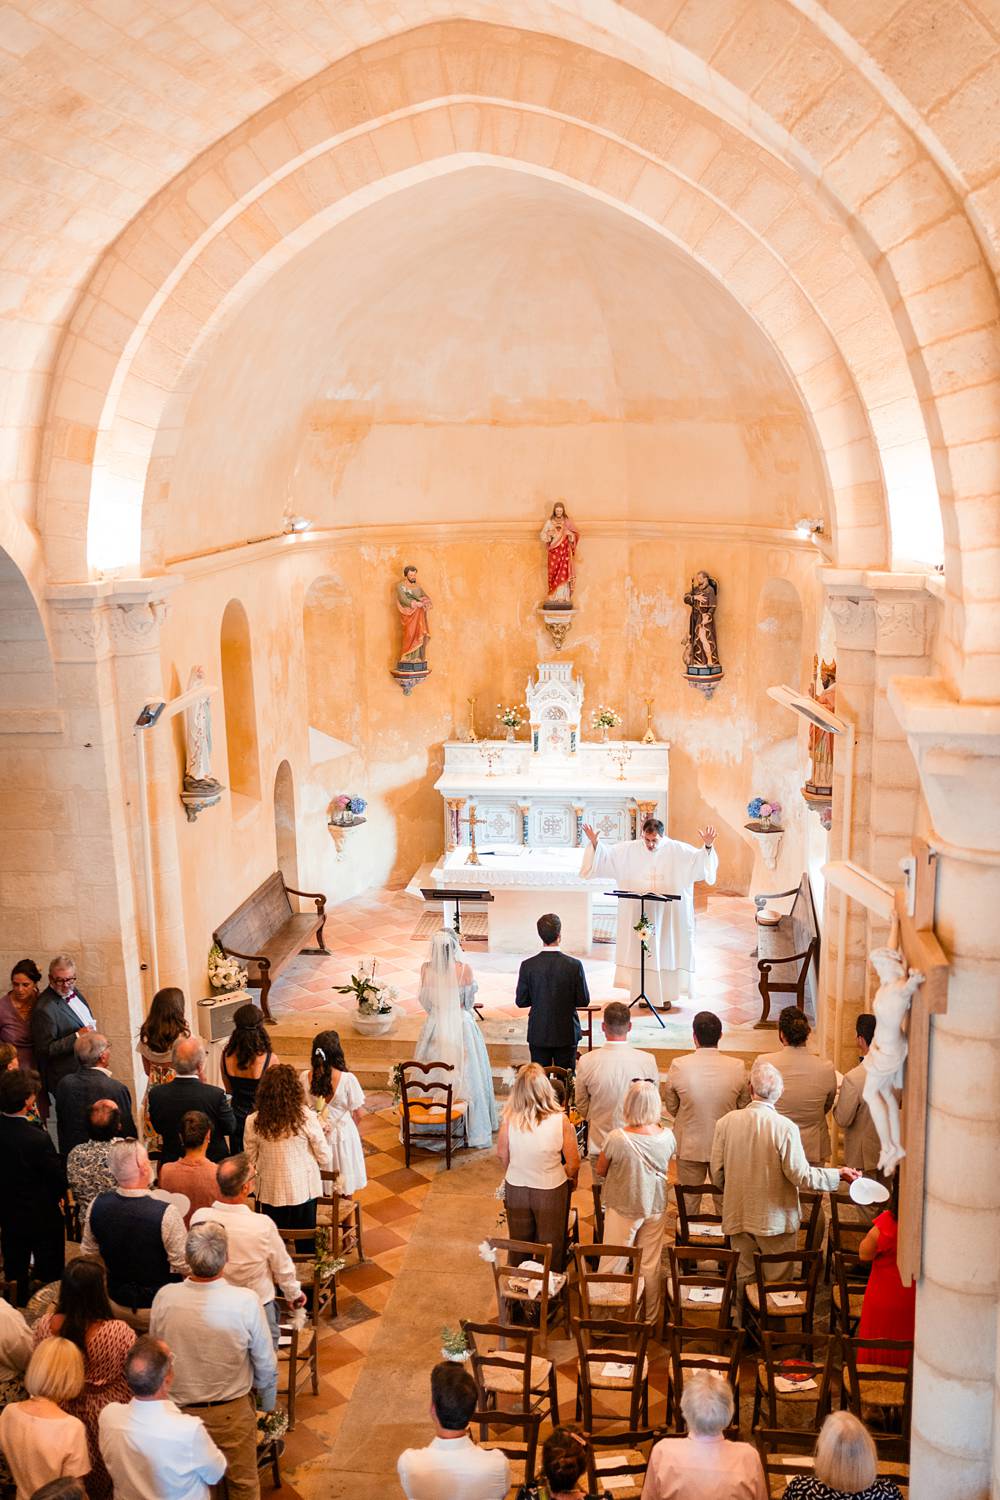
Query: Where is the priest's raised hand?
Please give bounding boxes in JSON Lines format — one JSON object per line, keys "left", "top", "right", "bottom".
{"left": 698, "top": 826, "right": 717, "bottom": 848}
{"left": 582, "top": 822, "right": 599, "bottom": 849}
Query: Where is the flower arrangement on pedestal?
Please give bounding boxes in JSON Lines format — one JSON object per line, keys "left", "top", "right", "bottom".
{"left": 591, "top": 705, "right": 622, "bottom": 742}
{"left": 440, "top": 1325, "right": 470, "bottom": 1362}
{"left": 330, "top": 794, "right": 367, "bottom": 827}
{"left": 207, "top": 943, "right": 248, "bottom": 993}
{"left": 335, "top": 958, "right": 397, "bottom": 1014}
{"left": 496, "top": 702, "right": 527, "bottom": 739}
{"left": 746, "top": 796, "right": 783, "bottom": 831}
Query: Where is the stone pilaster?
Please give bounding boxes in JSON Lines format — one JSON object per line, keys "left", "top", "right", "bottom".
{"left": 888, "top": 676, "right": 1000, "bottom": 1499}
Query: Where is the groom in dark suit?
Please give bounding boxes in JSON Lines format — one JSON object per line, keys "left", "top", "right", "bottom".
{"left": 515, "top": 913, "right": 590, "bottom": 1069}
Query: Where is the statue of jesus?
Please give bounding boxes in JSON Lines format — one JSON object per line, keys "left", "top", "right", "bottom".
{"left": 581, "top": 818, "right": 718, "bottom": 1007}
{"left": 540, "top": 501, "right": 580, "bottom": 606}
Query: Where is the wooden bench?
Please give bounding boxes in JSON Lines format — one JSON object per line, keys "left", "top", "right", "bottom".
{"left": 214, "top": 871, "right": 328, "bottom": 1023}
{"left": 752, "top": 873, "right": 819, "bottom": 1028}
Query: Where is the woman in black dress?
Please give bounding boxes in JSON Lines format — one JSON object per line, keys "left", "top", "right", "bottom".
{"left": 220, "top": 1004, "right": 278, "bottom": 1152}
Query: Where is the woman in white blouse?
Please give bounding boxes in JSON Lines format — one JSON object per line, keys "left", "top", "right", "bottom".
{"left": 595, "top": 1079, "right": 675, "bottom": 1322}
{"left": 244, "top": 1064, "right": 328, "bottom": 1237}
{"left": 497, "top": 1064, "right": 579, "bottom": 1272}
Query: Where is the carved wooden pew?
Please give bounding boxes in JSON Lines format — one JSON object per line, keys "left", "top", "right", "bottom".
{"left": 214, "top": 872, "right": 328, "bottom": 1023}
{"left": 752, "top": 873, "right": 820, "bottom": 1027}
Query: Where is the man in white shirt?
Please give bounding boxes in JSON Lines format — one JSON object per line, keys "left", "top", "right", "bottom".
{"left": 664, "top": 1011, "right": 750, "bottom": 1204}
{"left": 190, "top": 1153, "right": 304, "bottom": 1344}
{"left": 151, "top": 1222, "right": 277, "bottom": 1500}
{"left": 398, "top": 1363, "right": 509, "bottom": 1500}
{"left": 99, "top": 1336, "right": 226, "bottom": 1500}
{"left": 574, "top": 1002, "right": 659, "bottom": 1155}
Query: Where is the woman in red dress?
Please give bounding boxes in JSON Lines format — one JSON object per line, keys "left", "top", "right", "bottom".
{"left": 856, "top": 1188, "right": 915, "bottom": 1366}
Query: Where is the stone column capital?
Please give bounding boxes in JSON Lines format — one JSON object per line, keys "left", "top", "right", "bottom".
{"left": 888, "top": 677, "right": 1000, "bottom": 853}
{"left": 823, "top": 576, "right": 932, "bottom": 659}
{"left": 46, "top": 575, "right": 182, "bottom": 662}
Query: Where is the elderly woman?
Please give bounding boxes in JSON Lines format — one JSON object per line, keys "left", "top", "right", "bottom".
{"left": 497, "top": 1064, "right": 579, "bottom": 1273}
{"left": 595, "top": 1079, "right": 675, "bottom": 1322}
{"left": 642, "top": 1371, "right": 767, "bottom": 1499}
{"left": 0, "top": 1338, "right": 89, "bottom": 1500}
{"left": 244, "top": 1064, "right": 328, "bottom": 1237}
{"left": 781, "top": 1411, "right": 903, "bottom": 1499}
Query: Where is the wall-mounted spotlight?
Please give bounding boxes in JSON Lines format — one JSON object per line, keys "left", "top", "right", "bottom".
{"left": 282, "top": 515, "right": 313, "bottom": 534}
{"left": 794, "top": 517, "right": 825, "bottom": 542}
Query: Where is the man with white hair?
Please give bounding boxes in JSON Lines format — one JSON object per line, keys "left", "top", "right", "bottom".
{"left": 151, "top": 1222, "right": 277, "bottom": 1500}
{"left": 81, "top": 1140, "right": 187, "bottom": 1328}
{"left": 148, "top": 1035, "right": 237, "bottom": 1164}
{"left": 54, "top": 1030, "right": 136, "bottom": 1156}
{"left": 31, "top": 954, "right": 98, "bottom": 1100}
{"left": 710, "top": 1059, "right": 859, "bottom": 1298}
{"left": 641, "top": 1370, "right": 767, "bottom": 1499}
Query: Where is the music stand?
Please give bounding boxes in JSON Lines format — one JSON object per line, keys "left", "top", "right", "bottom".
{"left": 419, "top": 887, "right": 493, "bottom": 942}
{"left": 609, "top": 888, "right": 680, "bottom": 1026}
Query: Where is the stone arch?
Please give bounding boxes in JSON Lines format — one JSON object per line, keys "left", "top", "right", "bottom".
{"left": 219, "top": 599, "right": 261, "bottom": 810}
{"left": 0, "top": 547, "right": 58, "bottom": 731}
{"left": 273, "top": 759, "right": 299, "bottom": 891}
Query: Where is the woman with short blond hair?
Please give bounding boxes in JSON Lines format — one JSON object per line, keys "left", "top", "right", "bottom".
{"left": 497, "top": 1064, "right": 579, "bottom": 1271}
{"left": 0, "top": 1339, "right": 89, "bottom": 1500}
{"left": 781, "top": 1411, "right": 903, "bottom": 1498}
{"left": 595, "top": 1079, "right": 675, "bottom": 1321}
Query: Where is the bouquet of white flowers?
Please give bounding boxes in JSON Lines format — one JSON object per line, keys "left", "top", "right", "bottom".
{"left": 207, "top": 942, "right": 248, "bottom": 993}
{"left": 335, "top": 957, "right": 397, "bottom": 1015}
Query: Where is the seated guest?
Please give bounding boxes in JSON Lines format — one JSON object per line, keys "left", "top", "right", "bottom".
{"left": 397, "top": 1362, "right": 509, "bottom": 1500}
{"left": 80, "top": 1141, "right": 186, "bottom": 1329}
{"left": 0, "top": 1339, "right": 89, "bottom": 1500}
{"left": 538, "top": 1426, "right": 589, "bottom": 1500}
{"left": 497, "top": 1064, "right": 579, "bottom": 1273}
{"left": 32, "top": 1260, "right": 135, "bottom": 1500}
{"left": 244, "top": 1064, "right": 328, "bottom": 1237}
{"left": 856, "top": 1184, "right": 914, "bottom": 1366}
{"left": 664, "top": 1011, "right": 750, "bottom": 1199}
{"left": 595, "top": 1079, "right": 675, "bottom": 1322}
{"left": 136, "top": 987, "right": 190, "bottom": 1155}
{"left": 147, "top": 1037, "right": 236, "bottom": 1165}
{"left": 98, "top": 1336, "right": 226, "bottom": 1500}
{"left": 0, "top": 961, "right": 45, "bottom": 1115}
{"left": 190, "top": 1153, "right": 304, "bottom": 1346}
{"left": 221, "top": 1003, "right": 278, "bottom": 1153}
{"left": 150, "top": 1223, "right": 277, "bottom": 1500}
{"left": 642, "top": 1371, "right": 766, "bottom": 1499}
{"left": 31, "top": 956, "right": 97, "bottom": 1104}
{"left": 158, "top": 1112, "right": 219, "bottom": 1226}
{"left": 573, "top": 1002, "right": 659, "bottom": 1155}
{"left": 67, "top": 1101, "right": 126, "bottom": 1220}
{"left": 0, "top": 1068, "right": 66, "bottom": 1303}
{"left": 780, "top": 1411, "right": 903, "bottom": 1500}
{"left": 761, "top": 1008, "right": 837, "bottom": 1165}
{"left": 54, "top": 1033, "right": 136, "bottom": 1157}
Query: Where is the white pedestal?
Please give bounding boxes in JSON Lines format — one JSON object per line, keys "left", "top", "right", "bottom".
{"left": 489, "top": 886, "right": 593, "bottom": 955}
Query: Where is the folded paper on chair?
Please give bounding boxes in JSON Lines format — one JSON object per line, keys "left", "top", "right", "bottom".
{"left": 688, "top": 1222, "right": 725, "bottom": 1237}
{"left": 688, "top": 1286, "right": 724, "bottom": 1304}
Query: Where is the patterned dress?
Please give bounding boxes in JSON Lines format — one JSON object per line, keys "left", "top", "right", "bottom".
{"left": 33, "top": 1314, "right": 135, "bottom": 1500}
{"left": 137, "top": 1042, "right": 175, "bottom": 1154}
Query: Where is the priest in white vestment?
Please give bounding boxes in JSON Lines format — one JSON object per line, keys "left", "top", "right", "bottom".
{"left": 581, "top": 817, "right": 718, "bottom": 1008}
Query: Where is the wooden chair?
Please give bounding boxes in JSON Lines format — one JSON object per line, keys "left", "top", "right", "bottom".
{"left": 317, "top": 1168, "right": 365, "bottom": 1268}
{"left": 591, "top": 1180, "right": 605, "bottom": 1243}
{"left": 276, "top": 1227, "right": 335, "bottom": 1428}
{"left": 573, "top": 1315, "right": 652, "bottom": 1431}
{"left": 584, "top": 1427, "right": 658, "bottom": 1500}
{"left": 62, "top": 1191, "right": 81, "bottom": 1243}
{"left": 742, "top": 1248, "right": 823, "bottom": 1341}
{"left": 471, "top": 1408, "right": 541, "bottom": 1493}
{"left": 752, "top": 874, "right": 819, "bottom": 1028}
{"left": 396, "top": 1060, "right": 469, "bottom": 1168}
{"left": 463, "top": 1320, "right": 558, "bottom": 1428}
{"left": 842, "top": 1336, "right": 913, "bottom": 1459}
{"left": 828, "top": 1192, "right": 869, "bottom": 1329}
{"left": 574, "top": 1244, "right": 646, "bottom": 1325}
{"left": 257, "top": 1430, "right": 282, "bottom": 1491}
{"left": 755, "top": 1429, "right": 819, "bottom": 1497}
{"left": 488, "top": 1237, "right": 570, "bottom": 1348}
{"left": 830, "top": 1249, "right": 867, "bottom": 1338}
{"left": 796, "top": 1189, "right": 824, "bottom": 1254}
{"left": 664, "top": 1324, "right": 743, "bottom": 1433}
{"left": 665, "top": 1246, "right": 737, "bottom": 1333}
{"left": 673, "top": 1183, "right": 729, "bottom": 1250}
{"left": 751, "top": 1330, "right": 835, "bottom": 1433}
{"left": 544, "top": 1064, "right": 588, "bottom": 1156}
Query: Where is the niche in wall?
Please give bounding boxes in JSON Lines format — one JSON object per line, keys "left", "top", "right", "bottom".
{"left": 274, "top": 759, "right": 299, "bottom": 891}
{"left": 220, "top": 598, "right": 261, "bottom": 813}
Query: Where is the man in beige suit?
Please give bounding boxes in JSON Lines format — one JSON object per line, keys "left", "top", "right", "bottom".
{"left": 711, "top": 1059, "right": 859, "bottom": 1301}
{"left": 663, "top": 1012, "right": 749, "bottom": 1200}
{"left": 761, "top": 1007, "right": 837, "bottom": 1164}
{"left": 834, "top": 1014, "right": 885, "bottom": 1223}
{"left": 574, "top": 1003, "right": 659, "bottom": 1156}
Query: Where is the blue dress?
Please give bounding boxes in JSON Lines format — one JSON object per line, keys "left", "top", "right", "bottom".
{"left": 412, "top": 970, "right": 499, "bottom": 1150}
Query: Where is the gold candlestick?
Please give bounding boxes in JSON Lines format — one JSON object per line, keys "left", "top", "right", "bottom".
{"left": 465, "top": 804, "right": 480, "bottom": 865}
{"left": 466, "top": 695, "right": 479, "bottom": 743}
{"left": 641, "top": 696, "right": 656, "bottom": 744}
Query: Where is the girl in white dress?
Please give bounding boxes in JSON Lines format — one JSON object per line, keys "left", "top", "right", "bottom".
{"left": 412, "top": 929, "right": 499, "bottom": 1150}
{"left": 300, "top": 1030, "right": 367, "bottom": 1196}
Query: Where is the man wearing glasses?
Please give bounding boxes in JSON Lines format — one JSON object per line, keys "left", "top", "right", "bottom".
{"left": 31, "top": 954, "right": 98, "bottom": 1103}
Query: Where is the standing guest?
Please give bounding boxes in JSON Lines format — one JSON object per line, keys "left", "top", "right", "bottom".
{"left": 31, "top": 957, "right": 96, "bottom": 1104}
{"left": 710, "top": 1060, "right": 858, "bottom": 1301}
{"left": 221, "top": 1004, "right": 277, "bottom": 1153}
{"left": 594, "top": 1080, "right": 676, "bottom": 1322}
{"left": 573, "top": 1002, "right": 659, "bottom": 1156}
{"left": 412, "top": 931, "right": 498, "bottom": 1151}
{"left": 80, "top": 1142, "right": 187, "bottom": 1329}
{"left": 136, "top": 988, "right": 189, "bottom": 1156}
{"left": 190, "top": 1154, "right": 304, "bottom": 1346}
{"left": 856, "top": 1184, "right": 915, "bottom": 1366}
{"left": 0, "top": 1044, "right": 42, "bottom": 1125}
{"left": 497, "top": 1064, "right": 579, "bottom": 1273}
{"left": 244, "top": 1065, "right": 327, "bottom": 1238}
{"left": 834, "top": 1015, "right": 882, "bottom": 1180}
{"left": 0, "top": 961, "right": 45, "bottom": 1115}
{"left": 0, "top": 1068, "right": 66, "bottom": 1303}
{"left": 150, "top": 1223, "right": 277, "bottom": 1500}
{"left": 53, "top": 1034, "right": 136, "bottom": 1158}
{"left": 514, "top": 914, "right": 590, "bottom": 1070}
{"left": 761, "top": 1008, "right": 837, "bottom": 1165}
{"left": 780, "top": 1411, "right": 903, "bottom": 1500}
{"left": 664, "top": 1011, "right": 750, "bottom": 1201}
{"left": 300, "top": 1030, "right": 367, "bottom": 1193}
{"left": 98, "top": 1337, "right": 226, "bottom": 1500}
{"left": 158, "top": 1113, "right": 219, "bottom": 1226}
{"left": 147, "top": 1037, "right": 236, "bottom": 1165}
{"left": 32, "top": 1261, "right": 135, "bottom": 1500}
{"left": 641, "top": 1371, "right": 767, "bottom": 1499}
{"left": 536, "top": 1427, "right": 589, "bottom": 1500}
{"left": 0, "top": 1339, "right": 89, "bottom": 1500}
{"left": 397, "top": 1362, "right": 509, "bottom": 1500}
{"left": 66, "top": 1102, "right": 125, "bottom": 1220}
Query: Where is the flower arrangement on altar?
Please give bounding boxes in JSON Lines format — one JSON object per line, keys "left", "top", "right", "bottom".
{"left": 334, "top": 958, "right": 397, "bottom": 1015}
{"left": 591, "top": 705, "right": 622, "bottom": 731}
{"left": 207, "top": 942, "right": 248, "bottom": 993}
{"left": 633, "top": 912, "right": 654, "bottom": 955}
{"left": 496, "top": 702, "right": 528, "bottom": 733}
{"left": 330, "top": 793, "right": 366, "bottom": 827}
{"left": 747, "top": 796, "right": 783, "bottom": 830}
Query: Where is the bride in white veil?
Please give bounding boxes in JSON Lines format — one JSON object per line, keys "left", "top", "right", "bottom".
{"left": 412, "top": 928, "right": 499, "bottom": 1149}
